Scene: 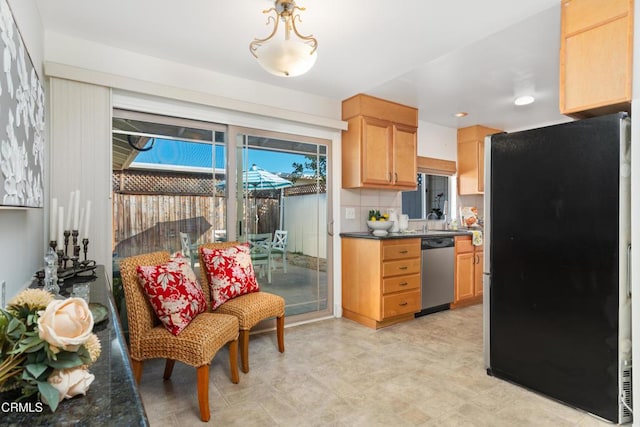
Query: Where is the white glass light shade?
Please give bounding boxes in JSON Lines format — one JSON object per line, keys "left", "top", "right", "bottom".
{"left": 514, "top": 95, "right": 535, "bottom": 106}
{"left": 255, "top": 38, "right": 317, "bottom": 77}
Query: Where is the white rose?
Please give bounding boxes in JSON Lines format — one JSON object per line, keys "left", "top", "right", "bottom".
{"left": 46, "top": 367, "right": 95, "bottom": 402}
{"left": 38, "top": 297, "right": 94, "bottom": 351}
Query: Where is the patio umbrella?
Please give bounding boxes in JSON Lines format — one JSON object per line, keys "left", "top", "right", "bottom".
{"left": 246, "top": 165, "right": 292, "bottom": 231}
{"left": 242, "top": 164, "right": 293, "bottom": 190}
{"left": 219, "top": 164, "right": 293, "bottom": 232}
{"left": 216, "top": 164, "right": 293, "bottom": 190}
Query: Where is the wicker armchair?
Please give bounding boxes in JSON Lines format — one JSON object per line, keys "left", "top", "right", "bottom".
{"left": 119, "top": 251, "right": 239, "bottom": 422}
{"left": 199, "top": 242, "right": 285, "bottom": 373}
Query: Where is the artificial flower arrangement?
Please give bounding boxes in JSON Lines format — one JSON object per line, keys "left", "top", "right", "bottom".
{"left": 0, "top": 289, "right": 101, "bottom": 412}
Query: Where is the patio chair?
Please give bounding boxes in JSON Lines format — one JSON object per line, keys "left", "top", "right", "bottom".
{"left": 247, "top": 233, "right": 272, "bottom": 284}
{"left": 199, "top": 241, "right": 285, "bottom": 373}
{"left": 119, "top": 251, "right": 240, "bottom": 422}
{"left": 179, "top": 232, "right": 198, "bottom": 269}
{"left": 270, "top": 230, "right": 288, "bottom": 273}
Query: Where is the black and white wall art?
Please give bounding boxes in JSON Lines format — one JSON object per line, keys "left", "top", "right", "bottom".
{"left": 0, "top": 0, "right": 45, "bottom": 208}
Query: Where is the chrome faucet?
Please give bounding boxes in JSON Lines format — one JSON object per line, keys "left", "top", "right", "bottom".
{"left": 425, "top": 212, "right": 438, "bottom": 232}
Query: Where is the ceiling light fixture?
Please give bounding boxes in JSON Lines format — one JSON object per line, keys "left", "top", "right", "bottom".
{"left": 514, "top": 95, "right": 535, "bottom": 106}
{"left": 453, "top": 112, "right": 468, "bottom": 118}
{"left": 249, "top": 0, "right": 318, "bottom": 77}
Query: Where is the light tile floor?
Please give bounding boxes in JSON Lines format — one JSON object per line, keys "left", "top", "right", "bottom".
{"left": 138, "top": 304, "right": 615, "bottom": 426}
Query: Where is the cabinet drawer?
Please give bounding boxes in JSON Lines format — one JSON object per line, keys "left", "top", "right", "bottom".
{"left": 382, "top": 274, "right": 420, "bottom": 294}
{"left": 382, "top": 290, "right": 421, "bottom": 318}
{"left": 382, "top": 242, "right": 420, "bottom": 260}
{"left": 455, "top": 237, "right": 474, "bottom": 254}
{"left": 382, "top": 259, "right": 420, "bottom": 277}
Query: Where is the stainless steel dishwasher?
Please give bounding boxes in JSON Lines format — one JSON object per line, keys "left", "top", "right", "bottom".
{"left": 417, "top": 236, "right": 455, "bottom": 316}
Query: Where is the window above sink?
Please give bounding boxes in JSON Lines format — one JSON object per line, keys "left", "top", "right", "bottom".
{"left": 401, "top": 173, "right": 454, "bottom": 220}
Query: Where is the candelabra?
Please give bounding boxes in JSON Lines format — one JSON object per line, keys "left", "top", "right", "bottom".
{"left": 43, "top": 247, "right": 60, "bottom": 296}
{"left": 37, "top": 230, "right": 96, "bottom": 283}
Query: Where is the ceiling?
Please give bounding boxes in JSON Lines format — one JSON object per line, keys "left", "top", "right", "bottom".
{"left": 35, "top": 0, "right": 572, "bottom": 132}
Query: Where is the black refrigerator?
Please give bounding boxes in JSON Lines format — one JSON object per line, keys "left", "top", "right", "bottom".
{"left": 484, "top": 113, "right": 632, "bottom": 424}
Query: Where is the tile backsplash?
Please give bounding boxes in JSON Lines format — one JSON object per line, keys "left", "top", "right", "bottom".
{"left": 340, "top": 189, "right": 484, "bottom": 233}
{"left": 341, "top": 188, "right": 401, "bottom": 232}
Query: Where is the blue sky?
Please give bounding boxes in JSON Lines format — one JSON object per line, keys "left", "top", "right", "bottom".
{"left": 132, "top": 139, "right": 310, "bottom": 174}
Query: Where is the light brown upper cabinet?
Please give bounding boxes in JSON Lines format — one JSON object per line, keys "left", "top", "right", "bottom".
{"left": 559, "top": 0, "right": 633, "bottom": 118}
{"left": 342, "top": 94, "right": 418, "bottom": 190}
{"left": 457, "top": 125, "right": 502, "bottom": 195}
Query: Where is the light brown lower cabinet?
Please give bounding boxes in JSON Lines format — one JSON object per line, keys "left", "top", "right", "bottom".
{"left": 451, "top": 235, "right": 483, "bottom": 308}
{"left": 342, "top": 237, "right": 421, "bottom": 329}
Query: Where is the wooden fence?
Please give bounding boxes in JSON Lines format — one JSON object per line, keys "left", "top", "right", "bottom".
{"left": 112, "top": 193, "right": 280, "bottom": 258}
{"left": 112, "top": 169, "right": 324, "bottom": 258}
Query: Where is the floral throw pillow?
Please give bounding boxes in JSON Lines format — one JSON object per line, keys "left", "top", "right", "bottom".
{"left": 136, "top": 255, "right": 207, "bottom": 335}
{"left": 201, "top": 244, "right": 260, "bottom": 310}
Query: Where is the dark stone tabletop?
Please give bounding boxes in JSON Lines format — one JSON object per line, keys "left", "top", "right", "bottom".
{"left": 1, "top": 266, "right": 149, "bottom": 426}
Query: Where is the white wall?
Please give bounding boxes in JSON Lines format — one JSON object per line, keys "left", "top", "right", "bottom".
{"left": 417, "top": 120, "right": 457, "bottom": 160}
{"left": 0, "top": 0, "right": 45, "bottom": 302}
{"left": 284, "top": 193, "right": 327, "bottom": 258}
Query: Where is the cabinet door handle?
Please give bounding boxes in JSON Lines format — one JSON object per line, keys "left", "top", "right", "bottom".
{"left": 388, "top": 172, "right": 392, "bottom": 183}
{"left": 399, "top": 301, "right": 408, "bottom": 306}
{"left": 399, "top": 266, "right": 408, "bottom": 270}
{"left": 476, "top": 255, "right": 480, "bottom": 264}
{"left": 394, "top": 172, "right": 398, "bottom": 182}
{"left": 399, "top": 250, "right": 408, "bottom": 254}
{"left": 399, "top": 281, "right": 408, "bottom": 286}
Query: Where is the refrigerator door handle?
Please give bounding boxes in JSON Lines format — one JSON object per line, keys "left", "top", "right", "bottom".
{"left": 627, "top": 244, "right": 632, "bottom": 297}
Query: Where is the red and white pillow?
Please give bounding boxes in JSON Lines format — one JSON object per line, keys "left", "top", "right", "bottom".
{"left": 136, "top": 255, "right": 207, "bottom": 335}
{"left": 200, "top": 244, "right": 260, "bottom": 310}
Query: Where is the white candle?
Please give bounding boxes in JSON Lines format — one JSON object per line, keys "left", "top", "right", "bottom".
{"left": 50, "top": 198, "right": 57, "bottom": 241}
{"left": 73, "top": 189, "right": 80, "bottom": 230}
{"left": 78, "top": 207, "right": 85, "bottom": 240}
{"left": 58, "top": 206, "right": 64, "bottom": 250}
{"left": 84, "top": 200, "right": 91, "bottom": 238}
{"left": 65, "top": 191, "right": 74, "bottom": 230}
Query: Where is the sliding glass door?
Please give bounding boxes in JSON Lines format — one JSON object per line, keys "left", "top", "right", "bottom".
{"left": 112, "top": 110, "right": 332, "bottom": 322}
{"left": 112, "top": 110, "right": 226, "bottom": 261}
{"left": 231, "top": 127, "right": 331, "bottom": 319}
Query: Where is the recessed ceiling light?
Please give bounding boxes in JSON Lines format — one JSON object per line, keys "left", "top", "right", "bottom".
{"left": 453, "top": 112, "right": 468, "bottom": 118}
{"left": 514, "top": 95, "right": 535, "bottom": 106}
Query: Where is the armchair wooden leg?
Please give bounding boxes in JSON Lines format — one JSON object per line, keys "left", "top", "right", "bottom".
{"left": 131, "top": 360, "right": 143, "bottom": 384}
{"left": 196, "top": 365, "right": 210, "bottom": 422}
{"left": 229, "top": 339, "right": 239, "bottom": 384}
{"left": 163, "top": 359, "right": 175, "bottom": 380}
{"left": 277, "top": 315, "right": 285, "bottom": 353}
{"left": 240, "top": 329, "right": 250, "bottom": 373}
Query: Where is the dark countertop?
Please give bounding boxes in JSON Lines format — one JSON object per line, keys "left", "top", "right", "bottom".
{"left": 340, "top": 230, "right": 473, "bottom": 240}
{"left": 1, "top": 266, "right": 149, "bottom": 427}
